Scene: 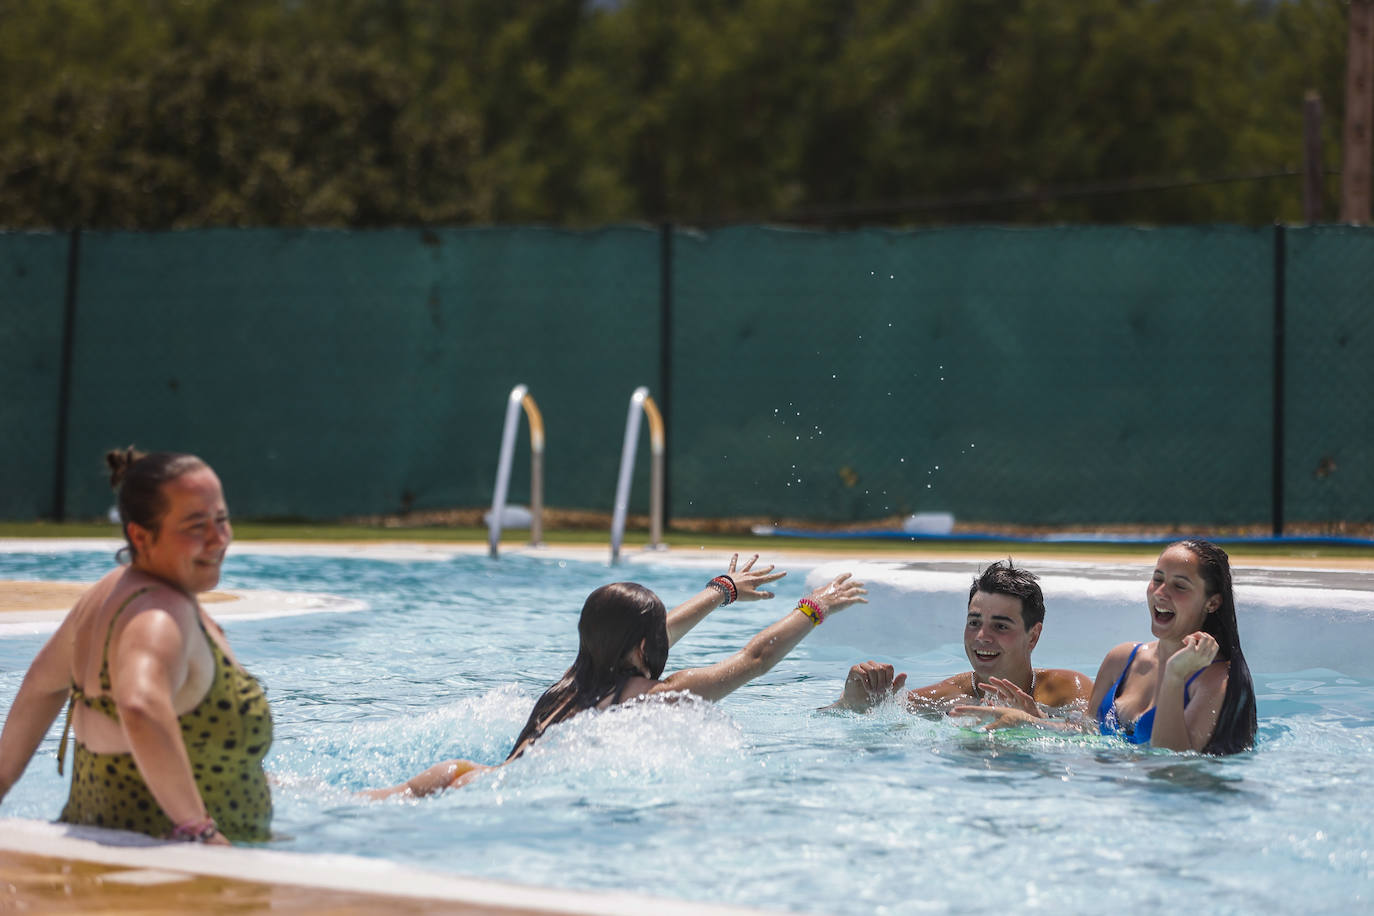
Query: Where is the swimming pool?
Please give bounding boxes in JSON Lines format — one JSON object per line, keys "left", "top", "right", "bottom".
{"left": 1, "top": 544, "right": 1371, "bottom": 914}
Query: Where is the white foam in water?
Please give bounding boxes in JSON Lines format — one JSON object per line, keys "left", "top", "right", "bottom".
{"left": 511, "top": 694, "right": 747, "bottom": 783}
{"left": 2, "top": 545, "right": 1372, "bottom": 914}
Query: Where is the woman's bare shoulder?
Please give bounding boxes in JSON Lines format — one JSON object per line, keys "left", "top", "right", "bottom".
{"left": 104, "top": 573, "right": 200, "bottom": 645}
{"left": 1091, "top": 641, "right": 1144, "bottom": 684}
{"left": 620, "top": 675, "right": 663, "bottom": 702}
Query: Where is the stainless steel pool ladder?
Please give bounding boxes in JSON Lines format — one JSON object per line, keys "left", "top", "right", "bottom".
{"left": 488, "top": 384, "right": 545, "bottom": 558}
{"left": 610, "top": 386, "right": 666, "bottom": 564}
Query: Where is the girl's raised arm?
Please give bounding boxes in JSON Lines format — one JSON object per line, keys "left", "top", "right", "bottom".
{"left": 654, "top": 573, "right": 866, "bottom": 703}
{"left": 665, "top": 553, "right": 787, "bottom": 647}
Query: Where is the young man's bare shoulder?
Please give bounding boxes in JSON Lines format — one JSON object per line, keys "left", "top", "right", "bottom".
{"left": 1035, "top": 667, "right": 1093, "bottom": 706}
{"left": 909, "top": 672, "right": 975, "bottom": 706}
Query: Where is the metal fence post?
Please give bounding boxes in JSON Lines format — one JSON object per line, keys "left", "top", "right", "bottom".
{"left": 53, "top": 227, "right": 82, "bottom": 522}
{"left": 1271, "top": 223, "right": 1287, "bottom": 537}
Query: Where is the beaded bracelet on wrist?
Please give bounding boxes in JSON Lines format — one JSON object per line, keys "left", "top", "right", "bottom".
{"left": 707, "top": 575, "right": 738, "bottom": 605}
{"left": 796, "top": 597, "right": 824, "bottom": 626}
{"left": 169, "top": 816, "right": 219, "bottom": 843}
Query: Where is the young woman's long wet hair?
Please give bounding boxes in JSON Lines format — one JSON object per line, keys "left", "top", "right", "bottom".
{"left": 505, "top": 582, "right": 669, "bottom": 761}
{"left": 1176, "top": 539, "right": 1257, "bottom": 755}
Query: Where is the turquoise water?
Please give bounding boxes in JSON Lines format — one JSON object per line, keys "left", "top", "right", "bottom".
{"left": 1, "top": 547, "right": 1370, "bottom": 914}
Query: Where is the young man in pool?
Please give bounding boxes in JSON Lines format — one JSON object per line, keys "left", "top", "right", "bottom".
{"left": 826, "top": 560, "right": 1092, "bottom": 715}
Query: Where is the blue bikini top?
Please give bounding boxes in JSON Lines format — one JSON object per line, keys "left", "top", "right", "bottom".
{"left": 1096, "top": 643, "right": 1206, "bottom": 745}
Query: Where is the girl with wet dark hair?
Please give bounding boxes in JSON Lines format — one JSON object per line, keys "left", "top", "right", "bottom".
{"left": 958, "top": 539, "right": 1257, "bottom": 755}
{"left": 1169, "top": 539, "right": 1257, "bottom": 755}
{"left": 504, "top": 581, "right": 672, "bottom": 761}
{"left": 370, "top": 555, "right": 867, "bottom": 797}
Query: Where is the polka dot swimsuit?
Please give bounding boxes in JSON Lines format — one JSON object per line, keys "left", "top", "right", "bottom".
{"left": 56, "top": 587, "right": 273, "bottom": 842}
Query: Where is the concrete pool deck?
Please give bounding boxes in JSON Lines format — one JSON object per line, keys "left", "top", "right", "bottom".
{"left": 0, "top": 819, "right": 777, "bottom": 915}
{"left": 3, "top": 536, "right": 1372, "bottom": 913}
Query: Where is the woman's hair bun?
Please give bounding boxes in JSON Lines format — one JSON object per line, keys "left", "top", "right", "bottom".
{"left": 105, "top": 446, "right": 147, "bottom": 489}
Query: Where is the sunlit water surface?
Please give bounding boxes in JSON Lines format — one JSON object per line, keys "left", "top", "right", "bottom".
{"left": 1, "top": 548, "right": 1369, "bottom": 914}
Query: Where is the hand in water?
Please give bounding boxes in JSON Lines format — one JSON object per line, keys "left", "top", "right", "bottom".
{"left": 841, "top": 660, "right": 907, "bottom": 710}
{"left": 949, "top": 705, "right": 1040, "bottom": 731}
{"left": 977, "top": 676, "right": 1040, "bottom": 715}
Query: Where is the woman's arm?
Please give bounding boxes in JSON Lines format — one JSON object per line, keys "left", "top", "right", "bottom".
{"left": 0, "top": 620, "right": 76, "bottom": 803}
{"left": 653, "top": 573, "right": 866, "bottom": 703}
{"left": 1149, "top": 632, "right": 1226, "bottom": 752}
{"left": 665, "top": 553, "right": 786, "bottom": 647}
{"left": 110, "top": 604, "right": 229, "bottom": 844}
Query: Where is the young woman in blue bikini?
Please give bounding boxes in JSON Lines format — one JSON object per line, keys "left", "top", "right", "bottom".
{"left": 956, "top": 539, "right": 1256, "bottom": 755}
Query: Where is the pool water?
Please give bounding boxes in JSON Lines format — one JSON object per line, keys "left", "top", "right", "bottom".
{"left": 1, "top": 547, "right": 1370, "bottom": 914}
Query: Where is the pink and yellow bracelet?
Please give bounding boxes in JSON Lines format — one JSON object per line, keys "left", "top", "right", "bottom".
{"left": 796, "top": 597, "right": 825, "bottom": 626}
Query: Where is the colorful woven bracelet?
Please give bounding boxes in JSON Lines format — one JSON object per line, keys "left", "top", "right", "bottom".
{"left": 169, "top": 816, "right": 218, "bottom": 843}
{"left": 708, "top": 575, "right": 737, "bottom": 605}
{"left": 796, "top": 597, "right": 824, "bottom": 626}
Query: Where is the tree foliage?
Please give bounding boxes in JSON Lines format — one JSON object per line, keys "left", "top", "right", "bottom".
{"left": 0, "top": 0, "right": 1354, "bottom": 228}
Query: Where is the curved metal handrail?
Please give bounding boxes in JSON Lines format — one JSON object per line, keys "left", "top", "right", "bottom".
{"left": 488, "top": 385, "right": 545, "bottom": 558}
{"left": 610, "top": 386, "right": 665, "bottom": 564}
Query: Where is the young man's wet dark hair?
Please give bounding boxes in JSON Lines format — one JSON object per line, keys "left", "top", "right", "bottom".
{"left": 967, "top": 560, "right": 1045, "bottom": 629}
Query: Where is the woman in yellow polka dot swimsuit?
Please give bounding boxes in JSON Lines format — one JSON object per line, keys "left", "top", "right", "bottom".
{"left": 0, "top": 449, "right": 272, "bottom": 844}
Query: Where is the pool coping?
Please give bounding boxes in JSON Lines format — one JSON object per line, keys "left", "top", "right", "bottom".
{"left": 0, "top": 818, "right": 781, "bottom": 915}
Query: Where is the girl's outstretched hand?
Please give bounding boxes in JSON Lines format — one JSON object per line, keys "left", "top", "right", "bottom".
{"left": 726, "top": 553, "right": 788, "bottom": 601}
{"left": 807, "top": 572, "right": 867, "bottom": 616}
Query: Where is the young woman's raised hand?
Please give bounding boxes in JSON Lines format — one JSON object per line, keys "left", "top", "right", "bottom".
{"left": 807, "top": 572, "right": 868, "bottom": 615}
{"left": 1164, "top": 631, "right": 1220, "bottom": 685}
{"left": 726, "top": 553, "right": 788, "bottom": 601}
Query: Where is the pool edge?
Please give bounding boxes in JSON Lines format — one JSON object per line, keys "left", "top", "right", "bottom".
{"left": 0, "top": 818, "right": 788, "bottom": 915}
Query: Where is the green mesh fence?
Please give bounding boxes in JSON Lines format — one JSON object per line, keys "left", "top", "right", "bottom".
{"left": 671, "top": 226, "right": 1274, "bottom": 526}
{"left": 58, "top": 227, "right": 660, "bottom": 520}
{"left": 2, "top": 224, "right": 1370, "bottom": 530}
{"left": 1, "top": 231, "right": 70, "bottom": 518}
{"left": 1284, "top": 226, "right": 1374, "bottom": 527}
